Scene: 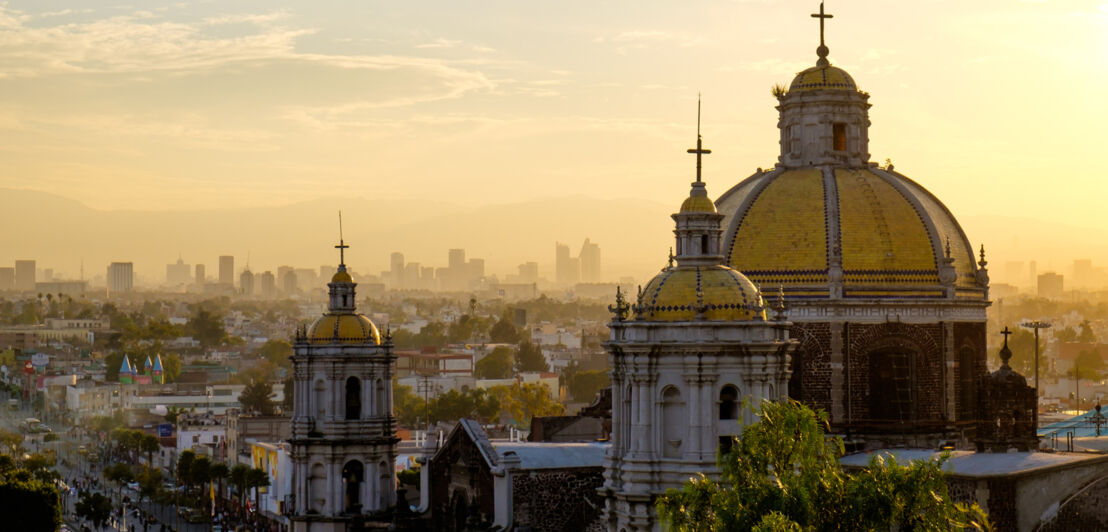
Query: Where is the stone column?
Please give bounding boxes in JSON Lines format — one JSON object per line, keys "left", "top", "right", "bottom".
{"left": 682, "top": 365, "right": 701, "bottom": 461}
{"left": 830, "top": 322, "right": 845, "bottom": 423}
{"left": 610, "top": 372, "right": 623, "bottom": 454}
{"left": 699, "top": 373, "right": 717, "bottom": 461}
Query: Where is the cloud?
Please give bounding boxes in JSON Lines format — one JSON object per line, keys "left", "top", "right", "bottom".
{"left": 416, "top": 38, "right": 461, "bottom": 49}
{"left": 594, "top": 29, "right": 705, "bottom": 53}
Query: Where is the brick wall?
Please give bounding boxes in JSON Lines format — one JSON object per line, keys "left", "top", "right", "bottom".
{"left": 846, "top": 322, "right": 943, "bottom": 422}
{"left": 511, "top": 468, "right": 605, "bottom": 531}
{"left": 790, "top": 323, "right": 832, "bottom": 413}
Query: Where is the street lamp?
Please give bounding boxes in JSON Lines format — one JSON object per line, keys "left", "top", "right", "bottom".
{"left": 1021, "top": 320, "right": 1052, "bottom": 393}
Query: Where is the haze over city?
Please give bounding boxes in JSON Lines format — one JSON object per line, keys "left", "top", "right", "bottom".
{"left": 1, "top": 1, "right": 1107, "bottom": 282}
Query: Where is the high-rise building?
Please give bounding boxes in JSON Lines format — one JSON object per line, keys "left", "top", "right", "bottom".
{"left": 0, "top": 267, "right": 13, "bottom": 291}
{"left": 219, "top": 255, "right": 234, "bottom": 285}
{"left": 1038, "top": 272, "right": 1064, "bottom": 299}
{"left": 555, "top": 242, "right": 573, "bottom": 284}
{"left": 448, "top": 248, "right": 466, "bottom": 270}
{"left": 468, "top": 258, "right": 485, "bottom": 282}
{"left": 580, "top": 238, "right": 602, "bottom": 282}
{"left": 1073, "top": 259, "right": 1094, "bottom": 289}
{"left": 107, "top": 262, "right": 134, "bottom": 295}
{"left": 282, "top": 270, "right": 298, "bottom": 295}
{"left": 43, "top": 268, "right": 54, "bottom": 282}
{"left": 14, "top": 260, "right": 35, "bottom": 291}
{"left": 390, "top": 252, "right": 405, "bottom": 289}
{"left": 166, "top": 257, "right": 191, "bottom": 286}
{"left": 240, "top": 269, "right": 255, "bottom": 297}
{"left": 258, "top": 271, "right": 276, "bottom": 298}
{"left": 518, "top": 262, "right": 539, "bottom": 284}
{"left": 195, "top": 264, "right": 206, "bottom": 285}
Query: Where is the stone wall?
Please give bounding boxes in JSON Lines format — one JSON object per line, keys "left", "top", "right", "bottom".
{"left": 846, "top": 322, "right": 943, "bottom": 422}
{"left": 954, "top": 321, "right": 987, "bottom": 422}
{"left": 790, "top": 322, "right": 832, "bottom": 412}
{"left": 511, "top": 467, "right": 605, "bottom": 532}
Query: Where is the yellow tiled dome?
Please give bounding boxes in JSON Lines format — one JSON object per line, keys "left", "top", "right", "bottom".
{"left": 331, "top": 270, "right": 353, "bottom": 283}
{"left": 680, "top": 194, "right": 717, "bottom": 214}
{"left": 717, "top": 167, "right": 982, "bottom": 299}
{"left": 789, "top": 64, "right": 857, "bottom": 93}
{"left": 638, "top": 265, "right": 765, "bottom": 322}
{"left": 306, "top": 313, "right": 380, "bottom": 345}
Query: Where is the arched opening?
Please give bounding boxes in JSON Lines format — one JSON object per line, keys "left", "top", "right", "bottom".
{"left": 700, "top": 234, "right": 709, "bottom": 254}
{"left": 345, "top": 377, "right": 362, "bottom": 420}
{"left": 661, "top": 386, "right": 685, "bottom": 458}
{"left": 313, "top": 379, "right": 326, "bottom": 420}
{"left": 342, "top": 460, "right": 364, "bottom": 514}
{"left": 309, "top": 463, "right": 327, "bottom": 513}
{"left": 869, "top": 348, "right": 917, "bottom": 423}
{"left": 833, "top": 123, "right": 847, "bottom": 151}
{"left": 719, "top": 385, "right": 739, "bottom": 420}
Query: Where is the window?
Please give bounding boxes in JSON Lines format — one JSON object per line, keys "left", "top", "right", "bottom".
{"left": 833, "top": 123, "right": 847, "bottom": 151}
{"left": 661, "top": 386, "right": 685, "bottom": 458}
{"left": 345, "top": 377, "right": 361, "bottom": 420}
{"left": 719, "top": 385, "right": 739, "bottom": 420}
{"left": 342, "top": 460, "right": 364, "bottom": 513}
{"left": 869, "top": 349, "right": 917, "bottom": 423}
{"left": 700, "top": 234, "right": 709, "bottom": 254}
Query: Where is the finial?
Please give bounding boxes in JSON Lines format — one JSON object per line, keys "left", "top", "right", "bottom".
{"left": 945, "top": 238, "right": 952, "bottom": 259}
{"left": 978, "top": 244, "right": 988, "bottom": 268}
{"left": 335, "top": 211, "right": 350, "bottom": 269}
{"left": 687, "top": 94, "right": 711, "bottom": 184}
{"left": 385, "top": 324, "right": 392, "bottom": 343}
{"left": 999, "top": 326, "right": 1013, "bottom": 366}
{"left": 773, "top": 284, "right": 788, "bottom": 321}
{"left": 667, "top": 248, "right": 675, "bottom": 269}
{"left": 608, "top": 286, "right": 630, "bottom": 322}
{"left": 811, "top": 1, "right": 834, "bottom": 67}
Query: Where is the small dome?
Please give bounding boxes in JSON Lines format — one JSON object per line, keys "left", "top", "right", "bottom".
{"left": 789, "top": 64, "right": 857, "bottom": 93}
{"left": 306, "top": 313, "right": 380, "bottom": 345}
{"left": 638, "top": 265, "right": 765, "bottom": 322}
{"left": 680, "top": 194, "right": 717, "bottom": 214}
{"left": 331, "top": 270, "right": 353, "bottom": 283}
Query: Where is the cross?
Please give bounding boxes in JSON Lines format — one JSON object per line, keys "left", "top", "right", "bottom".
{"left": 336, "top": 211, "right": 349, "bottom": 266}
{"left": 1000, "top": 326, "right": 1013, "bottom": 344}
{"left": 686, "top": 95, "right": 711, "bottom": 183}
{"left": 811, "top": 2, "right": 833, "bottom": 47}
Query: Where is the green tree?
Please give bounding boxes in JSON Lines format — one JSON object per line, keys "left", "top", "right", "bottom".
{"left": 394, "top": 383, "right": 425, "bottom": 427}
{"left": 475, "top": 346, "right": 515, "bottom": 379}
{"left": 162, "top": 352, "right": 183, "bottom": 383}
{"left": 76, "top": 491, "right": 112, "bottom": 529}
{"left": 247, "top": 468, "right": 271, "bottom": 516}
{"left": 0, "top": 429, "right": 23, "bottom": 455}
{"left": 487, "top": 383, "right": 564, "bottom": 427}
{"left": 1006, "top": 329, "right": 1044, "bottom": 376}
{"left": 566, "top": 369, "right": 610, "bottom": 403}
{"left": 137, "top": 467, "right": 163, "bottom": 503}
{"left": 0, "top": 468, "right": 61, "bottom": 532}
{"left": 257, "top": 339, "right": 293, "bottom": 369}
{"left": 1056, "top": 326, "right": 1078, "bottom": 342}
{"left": 229, "top": 464, "right": 251, "bottom": 514}
{"left": 239, "top": 380, "right": 276, "bottom": 415}
{"left": 187, "top": 308, "right": 227, "bottom": 348}
{"left": 1072, "top": 349, "right": 1105, "bottom": 381}
{"left": 104, "top": 463, "right": 135, "bottom": 500}
{"left": 1079, "top": 320, "right": 1098, "bottom": 343}
{"left": 210, "top": 462, "right": 230, "bottom": 510}
{"left": 104, "top": 351, "right": 125, "bottom": 382}
{"left": 489, "top": 315, "right": 521, "bottom": 343}
{"left": 656, "top": 400, "right": 990, "bottom": 531}
{"left": 139, "top": 433, "right": 160, "bottom": 470}
{"left": 516, "top": 340, "right": 549, "bottom": 373}
{"left": 281, "top": 375, "right": 294, "bottom": 412}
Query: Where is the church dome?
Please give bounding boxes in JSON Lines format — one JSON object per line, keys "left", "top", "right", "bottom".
{"left": 789, "top": 64, "right": 857, "bottom": 93}
{"left": 331, "top": 270, "right": 353, "bottom": 283}
{"left": 638, "top": 265, "right": 766, "bottom": 322}
{"left": 679, "top": 194, "right": 717, "bottom": 214}
{"left": 716, "top": 167, "right": 984, "bottom": 299}
{"left": 306, "top": 313, "right": 380, "bottom": 345}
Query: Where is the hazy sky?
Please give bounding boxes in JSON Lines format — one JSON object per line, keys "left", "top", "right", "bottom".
{"left": 1, "top": 1, "right": 1106, "bottom": 281}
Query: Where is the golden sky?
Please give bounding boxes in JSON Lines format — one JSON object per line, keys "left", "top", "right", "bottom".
{"left": 1, "top": 1, "right": 1106, "bottom": 282}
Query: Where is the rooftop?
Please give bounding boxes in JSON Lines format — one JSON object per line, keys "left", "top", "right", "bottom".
{"left": 840, "top": 449, "right": 1108, "bottom": 478}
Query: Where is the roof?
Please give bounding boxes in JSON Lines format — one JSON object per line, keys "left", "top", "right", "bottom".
{"left": 840, "top": 449, "right": 1107, "bottom": 478}
{"left": 492, "top": 442, "right": 608, "bottom": 470}
{"left": 789, "top": 64, "right": 857, "bottom": 92}
{"left": 717, "top": 167, "right": 983, "bottom": 300}
{"left": 306, "top": 313, "right": 380, "bottom": 345}
{"left": 638, "top": 265, "right": 765, "bottom": 322}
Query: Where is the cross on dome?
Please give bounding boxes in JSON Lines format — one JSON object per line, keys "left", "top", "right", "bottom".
{"left": 335, "top": 211, "right": 349, "bottom": 268}
{"left": 686, "top": 95, "right": 711, "bottom": 183}
{"left": 811, "top": 2, "right": 834, "bottom": 66}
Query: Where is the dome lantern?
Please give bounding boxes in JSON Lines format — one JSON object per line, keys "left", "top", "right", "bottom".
{"left": 673, "top": 98, "right": 725, "bottom": 268}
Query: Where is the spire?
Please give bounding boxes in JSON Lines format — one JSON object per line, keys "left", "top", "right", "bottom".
{"left": 811, "top": 1, "right": 834, "bottom": 67}
{"left": 999, "top": 326, "right": 1014, "bottom": 368}
{"left": 686, "top": 94, "right": 711, "bottom": 184}
{"left": 335, "top": 211, "right": 349, "bottom": 272}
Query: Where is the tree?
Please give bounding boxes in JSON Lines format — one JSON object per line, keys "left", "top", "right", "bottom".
{"left": 281, "top": 375, "right": 294, "bottom": 412}
{"left": 229, "top": 464, "right": 251, "bottom": 514}
{"left": 104, "top": 352, "right": 125, "bottom": 382}
{"left": 177, "top": 450, "right": 196, "bottom": 494}
{"left": 162, "top": 352, "right": 183, "bottom": 383}
{"left": 566, "top": 369, "right": 610, "bottom": 403}
{"left": 489, "top": 315, "right": 521, "bottom": 343}
{"left": 475, "top": 346, "right": 515, "bottom": 379}
{"left": 487, "top": 383, "right": 564, "bottom": 427}
{"left": 257, "top": 339, "right": 293, "bottom": 369}
{"left": 210, "top": 463, "right": 230, "bottom": 510}
{"left": 0, "top": 454, "right": 61, "bottom": 532}
{"left": 76, "top": 491, "right": 112, "bottom": 529}
{"left": 656, "top": 400, "right": 990, "bottom": 531}
{"left": 247, "top": 468, "right": 271, "bottom": 517}
{"left": 0, "top": 429, "right": 22, "bottom": 455}
{"left": 187, "top": 308, "right": 227, "bottom": 348}
{"left": 239, "top": 380, "right": 276, "bottom": 415}
{"left": 1079, "top": 320, "right": 1098, "bottom": 343}
{"left": 394, "top": 383, "right": 424, "bottom": 427}
{"left": 139, "top": 433, "right": 160, "bottom": 470}
{"left": 516, "top": 340, "right": 549, "bottom": 373}
{"left": 137, "top": 467, "right": 163, "bottom": 503}
{"left": 104, "top": 463, "right": 135, "bottom": 500}
{"left": 1006, "top": 329, "right": 1044, "bottom": 376}
{"left": 1056, "top": 326, "right": 1078, "bottom": 343}
{"left": 1073, "top": 349, "right": 1105, "bottom": 381}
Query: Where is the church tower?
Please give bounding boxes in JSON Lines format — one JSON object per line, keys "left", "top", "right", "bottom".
{"left": 289, "top": 233, "right": 398, "bottom": 532}
{"left": 600, "top": 109, "right": 798, "bottom": 531}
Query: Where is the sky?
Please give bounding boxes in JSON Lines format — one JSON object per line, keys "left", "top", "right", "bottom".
{"left": 0, "top": 1, "right": 1106, "bottom": 282}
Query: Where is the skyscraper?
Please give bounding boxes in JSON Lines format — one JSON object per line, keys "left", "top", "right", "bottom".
{"left": 166, "top": 257, "right": 191, "bottom": 286}
{"left": 240, "top": 269, "right": 255, "bottom": 296}
{"left": 555, "top": 242, "right": 574, "bottom": 284}
{"left": 0, "top": 267, "right": 13, "bottom": 291}
{"left": 219, "top": 255, "right": 234, "bottom": 285}
{"left": 580, "top": 238, "right": 601, "bottom": 282}
{"left": 107, "top": 262, "right": 134, "bottom": 295}
{"left": 195, "top": 264, "right": 206, "bottom": 285}
{"left": 390, "top": 252, "right": 405, "bottom": 289}
{"left": 14, "top": 260, "right": 35, "bottom": 291}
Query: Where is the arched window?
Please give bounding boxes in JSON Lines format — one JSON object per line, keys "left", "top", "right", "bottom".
{"left": 661, "top": 386, "right": 685, "bottom": 459}
{"left": 719, "top": 385, "right": 739, "bottom": 420}
{"left": 342, "top": 460, "right": 364, "bottom": 514}
{"left": 313, "top": 379, "right": 326, "bottom": 419}
{"left": 345, "top": 377, "right": 361, "bottom": 420}
{"left": 310, "top": 463, "right": 327, "bottom": 513}
{"left": 700, "top": 234, "right": 709, "bottom": 254}
{"left": 869, "top": 348, "right": 917, "bottom": 423}
{"left": 833, "top": 123, "right": 847, "bottom": 151}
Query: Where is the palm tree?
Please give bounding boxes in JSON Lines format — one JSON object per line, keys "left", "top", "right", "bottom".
{"left": 247, "top": 468, "right": 271, "bottom": 517}
{"left": 210, "top": 463, "right": 230, "bottom": 511}
{"left": 229, "top": 464, "right": 251, "bottom": 515}
{"left": 139, "top": 434, "right": 159, "bottom": 470}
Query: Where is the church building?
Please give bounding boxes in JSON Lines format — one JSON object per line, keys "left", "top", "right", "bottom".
{"left": 289, "top": 238, "right": 398, "bottom": 532}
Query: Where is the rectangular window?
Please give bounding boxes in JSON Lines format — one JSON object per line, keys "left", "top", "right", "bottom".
{"left": 833, "top": 123, "right": 847, "bottom": 151}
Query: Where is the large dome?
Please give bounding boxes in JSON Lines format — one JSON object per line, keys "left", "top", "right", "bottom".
{"left": 306, "top": 313, "right": 380, "bottom": 345}
{"left": 716, "top": 167, "right": 984, "bottom": 300}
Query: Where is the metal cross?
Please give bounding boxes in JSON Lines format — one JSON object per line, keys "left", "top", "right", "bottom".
{"left": 686, "top": 95, "right": 711, "bottom": 183}
{"left": 1000, "top": 326, "right": 1013, "bottom": 343}
{"left": 336, "top": 211, "right": 349, "bottom": 265}
{"left": 811, "top": 2, "right": 833, "bottom": 47}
